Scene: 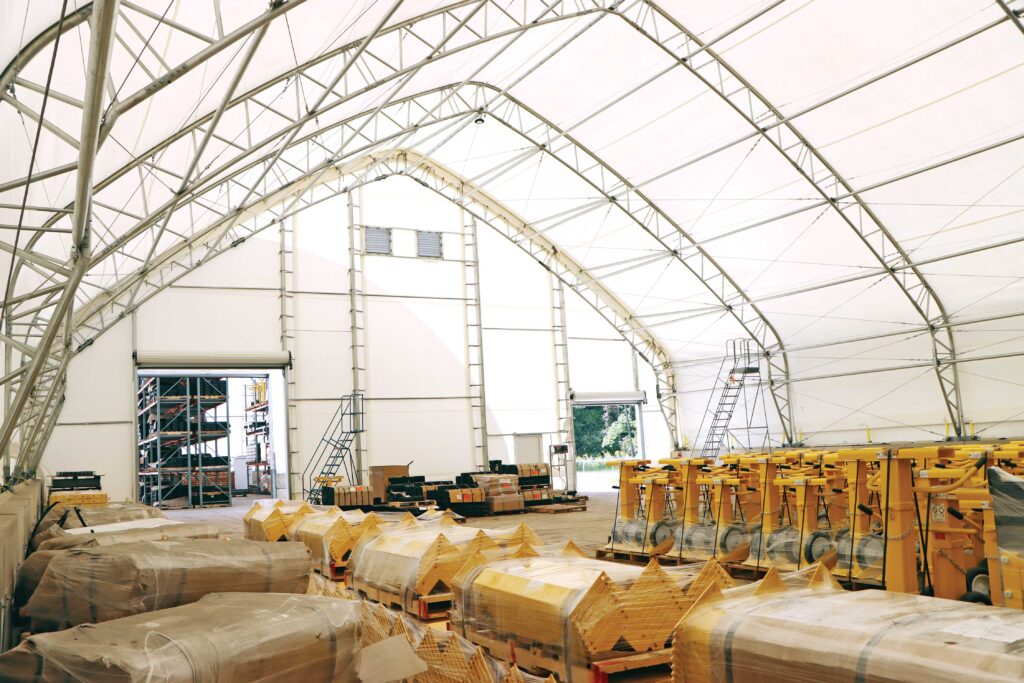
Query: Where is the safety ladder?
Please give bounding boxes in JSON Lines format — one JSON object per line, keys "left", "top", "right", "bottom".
{"left": 696, "top": 339, "right": 761, "bottom": 458}
{"left": 347, "top": 191, "right": 367, "bottom": 481}
{"left": 302, "top": 393, "right": 365, "bottom": 503}
{"left": 463, "top": 214, "right": 489, "bottom": 468}
{"left": 279, "top": 216, "right": 297, "bottom": 498}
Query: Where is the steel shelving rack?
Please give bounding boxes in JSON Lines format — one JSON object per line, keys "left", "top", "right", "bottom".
{"left": 137, "top": 376, "right": 232, "bottom": 508}
{"left": 243, "top": 379, "right": 272, "bottom": 494}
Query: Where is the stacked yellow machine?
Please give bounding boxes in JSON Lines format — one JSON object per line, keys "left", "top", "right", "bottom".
{"left": 601, "top": 444, "right": 1024, "bottom": 607}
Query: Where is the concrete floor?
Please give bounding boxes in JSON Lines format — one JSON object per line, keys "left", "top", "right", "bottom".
{"left": 165, "top": 492, "right": 620, "bottom": 556}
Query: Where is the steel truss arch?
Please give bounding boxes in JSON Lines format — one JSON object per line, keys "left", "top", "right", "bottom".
{"left": 613, "top": 1, "right": 966, "bottom": 436}
{"left": 75, "top": 149, "right": 684, "bottom": 455}
{"left": 60, "top": 79, "right": 799, "bottom": 446}
{"left": 4, "top": 0, "right": 996, "bottom": 465}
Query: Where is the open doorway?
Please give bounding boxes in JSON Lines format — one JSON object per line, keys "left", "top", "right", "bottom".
{"left": 572, "top": 401, "right": 643, "bottom": 492}
{"left": 136, "top": 369, "right": 287, "bottom": 509}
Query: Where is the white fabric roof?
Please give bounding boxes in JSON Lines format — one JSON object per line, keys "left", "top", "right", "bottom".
{"left": 2, "top": 0, "right": 1024, "bottom": 464}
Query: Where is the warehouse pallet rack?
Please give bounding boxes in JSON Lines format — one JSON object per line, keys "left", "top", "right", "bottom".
{"left": 137, "top": 376, "right": 232, "bottom": 508}
{"left": 244, "top": 379, "right": 272, "bottom": 494}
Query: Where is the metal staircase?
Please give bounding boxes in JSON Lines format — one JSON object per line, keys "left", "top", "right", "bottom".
{"left": 302, "top": 392, "right": 365, "bottom": 503}
{"left": 696, "top": 339, "right": 762, "bottom": 458}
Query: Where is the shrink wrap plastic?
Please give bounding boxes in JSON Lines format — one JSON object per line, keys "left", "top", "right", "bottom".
{"left": 37, "top": 519, "right": 226, "bottom": 551}
{"left": 671, "top": 564, "right": 1024, "bottom": 682}
{"left": 452, "top": 554, "right": 733, "bottom": 681}
{"left": 23, "top": 539, "right": 312, "bottom": 629}
{"left": 242, "top": 499, "right": 314, "bottom": 541}
{"left": 17, "top": 522, "right": 229, "bottom": 607}
{"left": 349, "top": 521, "right": 543, "bottom": 613}
{"left": 0, "top": 593, "right": 361, "bottom": 682}
{"left": 31, "top": 502, "right": 165, "bottom": 550}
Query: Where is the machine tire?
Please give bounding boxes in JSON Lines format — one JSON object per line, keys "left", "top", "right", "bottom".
{"left": 965, "top": 565, "right": 990, "bottom": 597}
{"left": 803, "top": 528, "right": 835, "bottom": 564}
{"left": 959, "top": 590, "right": 992, "bottom": 605}
{"left": 719, "top": 524, "right": 750, "bottom": 554}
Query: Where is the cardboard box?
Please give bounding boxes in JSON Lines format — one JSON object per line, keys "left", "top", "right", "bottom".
{"left": 487, "top": 494, "right": 524, "bottom": 513}
{"left": 449, "top": 488, "right": 485, "bottom": 503}
{"left": 369, "top": 465, "right": 410, "bottom": 502}
{"left": 333, "top": 485, "right": 373, "bottom": 507}
{"left": 471, "top": 474, "right": 520, "bottom": 497}
{"left": 522, "top": 488, "right": 552, "bottom": 503}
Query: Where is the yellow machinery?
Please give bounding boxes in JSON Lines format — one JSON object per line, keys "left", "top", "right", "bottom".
{"left": 606, "top": 459, "right": 681, "bottom": 554}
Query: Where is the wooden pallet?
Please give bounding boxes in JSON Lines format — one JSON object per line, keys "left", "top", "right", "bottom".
{"left": 529, "top": 502, "right": 586, "bottom": 514}
{"left": 350, "top": 577, "right": 451, "bottom": 620}
{"left": 470, "top": 628, "right": 670, "bottom": 682}
{"left": 594, "top": 548, "right": 689, "bottom": 566}
{"left": 387, "top": 499, "right": 436, "bottom": 509}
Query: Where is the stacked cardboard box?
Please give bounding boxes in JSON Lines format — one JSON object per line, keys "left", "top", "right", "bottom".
{"left": 471, "top": 474, "right": 524, "bottom": 514}
{"left": 330, "top": 485, "right": 373, "bottom": 507}
{"left": 487, "top": 494, "right": 524, "bottom": 513}
{"left": 446, "top": 488, "right": 485, "bottom": 504}
{"left": 521, "top": 488, "right": 552, "bottom": 506}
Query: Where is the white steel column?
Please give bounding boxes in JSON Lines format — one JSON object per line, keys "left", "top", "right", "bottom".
{"left": 279, "top": 215, "right": 296, "bottom": 498}
{"left": 463, "top": 212, "right": 489, "bottom": 470}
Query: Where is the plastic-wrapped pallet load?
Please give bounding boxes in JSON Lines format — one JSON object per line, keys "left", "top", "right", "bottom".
{"left": 36, "top": 518, "right": 226, "bottom": 551}
{"left": 287, "top": 507, "right": 377, "bottom": 576}
{"left": 243, "top": 498, "right": 314, "bottom": 541}
{"left": 349, "top": 522, "right": 543, "bottom": 616}
{"left": 0, "top": 593, "right": 361, "bottom": 682}
{"left": 671, "top": 564, "right": 1024, "bottom": 682}
{"left": 0, "top": 480, "right": 44, "bottom": 601}
{"left": 23, "top": 539, "right": 312, "bottom": 629}
{"left": 30, "top": 502, "right": 165, "bottom": 550}
{"left": 16, "top": 521, "right": 229, "bottom": 607}
{"left": 453, "top": 554, "right": 733, "bottom": 681}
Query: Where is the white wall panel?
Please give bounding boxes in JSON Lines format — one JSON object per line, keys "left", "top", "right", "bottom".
{"left": 364, "top": 297, "right": 468, "bottom": 397}
{"left": 177, "top": 237, "right": 280, "bottom": 289}
{"left": 483, "top": 329, "right": 558, "bottom": 436}
{"left": 365, "top": 399, "right": 475, "bottom": 477}
{"left": 42, "top": 424, "right": 137, "bottom": 501}
{"left": 137, "top": 287, "right": 280, "bottom": 354}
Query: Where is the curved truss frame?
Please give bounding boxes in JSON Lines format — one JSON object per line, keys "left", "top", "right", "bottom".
{"left": 4, "top": 0, "right": 1004, "bottom": 472}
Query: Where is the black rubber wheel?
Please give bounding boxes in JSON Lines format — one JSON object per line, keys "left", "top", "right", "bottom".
{"left": 803, "top": 528, "right": 835, "bottom": 564}
{"left": 719, "top": 524, "right": 750, "bottom": 554}
{"left": 965, "top": 565, "right": 990, "bottom": 597}
{"left": 959, "top": 590, "right": 992, "bottom": 605}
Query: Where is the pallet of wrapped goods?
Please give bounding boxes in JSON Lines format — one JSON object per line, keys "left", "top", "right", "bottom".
{"left": 361, "top": 599, "right": 557, "bottom": 682}
{"left": 242, "top": 498, "right": 314, "bottom": 541}
{"left": 0, "top": 481, "right": 44, "bottom": 598}
{"left": 671, "top": 563, "right": 1024, "bottom": 682}
{"left": 30, "top": 502, "right": 165, "bottom": 550}
{"left": 471, "top": 473, "right": 520, "bottom": 497}
{"left": 17, "top": 521, "right": 230, "bottom": 607}
{"left": 22, "top": 539, "right": 312, "bottom": 630}
{"left": 452, "top": 554, "right": 733, "bottom": 681}
{"left": 349, "top": 522, "right": 544, "bottom": 618}
{"left": 0, "top": 592, "right": 361, "bottom": 682}
{"left": 287, "top": 508, "right": 382, "bottom": 577}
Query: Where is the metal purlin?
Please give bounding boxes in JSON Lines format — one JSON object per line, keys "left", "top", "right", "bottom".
{"left": 0, "top": 1, "right": 795, "bottom": 469}
{"left": 614, "top": 1, "right": 966, "bottom": 437}
{"left": 5, "top": 0, "right": 1017, "bottom": 465}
